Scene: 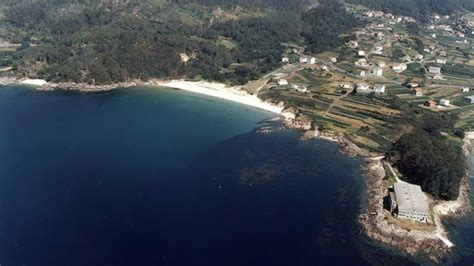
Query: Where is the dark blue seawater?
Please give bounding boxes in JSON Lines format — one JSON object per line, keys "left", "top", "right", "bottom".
{"left": 444, "top": 150, "right": 474, "bottom": 265}
{"left": 0, "top": 86, "right": 417, "bottom": 265}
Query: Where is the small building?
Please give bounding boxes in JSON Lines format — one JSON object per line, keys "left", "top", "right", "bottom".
{"left": 374, "top": 46, "right": 383, "bottom": 54}
{"left": 356, "top": 83, "right": 370, "bottom": 93}
{"left": 424, "top": 100, "right": 437, "bottom": 108}
{"left": 282, "top": 57, "right": 289, "bottom": 63}
{"left": 393, "top": 63, "right": 407, "bottom": 73}
{"left": 179, "top": 53, "right": 190, "bottom": 63}
{"left": 291, "top": 84, "right": 308, "bottom": 93}
{"left": 300, "top": 56, "right": 316, "bottom": 64}
{"left": 440, "top": 99, "right": 450, "bottom": 106}
{"left": 378, "top": 61, "right": 386, "bottom": 68}
{"left": 415, "top": 54, "right": 424, "bottom": 61}
{"left": 390, "top": 182, "right": 430, "bottom": 223}
{"left": 462, "top": 87, "right": 470, "bottom": 93}
{"left": 428, "top": 66, "right": 442, "bottom": 74}
{"left": 464, "top": 96, "right": 474, "bottom": 104}
{"left": 281, "top": 111, "right": 296, "bottom": 120}
{"left": 340, "top": 83, "right": 353, "bottom": 89}
{"left": 355, "top": 58, "right": 367, "bottom": 67}
{"left": 358, "top": 50, "right": 366, "bottom": 57}
{"left": 330, "top": 57, "right": 337, "bottom": 63}
{"left": 277, "top": 79, "right": 288, "bottom": 86}
{"left": 371, "top": 66, "right": 383, "bottom": 77}
{"left": 359, "top": 70, "right": 366, "bottom": 78}
{"left": 400, "top": 55, "right": 411, "bottom": 62}
{"left": 374, "top": 84, "right": 385, "bottom": 94}
{"left": 436, "top": 58, "right": 447, "bottom": 64}
{"left": 348, "top": 40, "right": 358, "bottom": 48}
{"left": 432, "top": 73, "right": 443, "bottom": 80}
{"left": 413, "top": 88, "right": 423, "bottom": 96}
{"left": 407, "top": 82, "right": 419, "bottom": 88}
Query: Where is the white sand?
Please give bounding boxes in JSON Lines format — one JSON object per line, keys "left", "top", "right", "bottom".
{"left": 20, "top": 79, "right": 48, "bottom": 86}
{"left": 156, "top": 80, "right": 283, "bottom": 114}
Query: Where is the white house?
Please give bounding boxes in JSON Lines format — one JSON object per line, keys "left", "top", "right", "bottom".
{"left": 277, "top": 79, "right": 288, "bottom": 86}
{"left": 282, "top": 57, "right": 289, "bottom": 63}
{"left": 400, "top": 55, "right": 411, "bottom": 62}
{"left": 179, "top": 53, "right": 190, "bottom": 63}
{"left": 462, "top": 87, "right": 470, "bottom": 93}
{"left": 371, "top": 66, "right": 383, "bottom": 77}
{"left": 374, "top": 46, "right": 383, "bottom": 54}
{"left": 390, "top": 182, "right": 430, "bottom": 223}
{"left": 359, "top": 70, "right": 366, "bottom": 77}
{"left": 393, "top": 63, "right": 407, "bottom": 73}
{"left": 355, "top": 58, "right": 367, "bottom": 67}
{"left": 378, "top": 61, "right": 386, "bottom": 68}
{"left": 300, "top": 56, "right": 316, "bottom": 64}
{"left": 374, "top": 84, "right": 385, "bottom": 93}
{"left": 429, "top": 66, "right": 442, "bottom": 74}
{"left": 415, "top": 54, "right": 424, "bottom": 61}
{"left": 358, "top": 50, "right": 366, "bottom": 57}
{"left": 436, "top": 58, "right": 447, "bottom": 64}
{"left": 348, "top": 40, "right": 358, "bottom": 48}
{"left": 281, "top": 111, "right": 296, "bottom": 120}
{"left": 330, "top": 57, "right": 337, "bottom": 63}
{"left": 291, "top": 84, "right": 308, "bottom": 93}
{"left": 356, "top": 83, "right": 370, "bottom": 93}
{"left": 413, "top": 88, "right": 423, "bottom": 96}
{"left": 340, "top": 83, "right": 353, "bottom": 89}
{"left": 440, "top": 99, "right": 450, "bottom": 106}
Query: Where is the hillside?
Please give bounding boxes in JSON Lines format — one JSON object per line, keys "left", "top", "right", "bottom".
{"left": 0, "top": 0, "right": 364, "bottom": 84}
{"left": 347, "top": 0, "right": 474, "bottom": 20}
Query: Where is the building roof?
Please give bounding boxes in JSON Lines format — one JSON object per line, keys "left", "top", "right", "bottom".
{"left": 464, "top": 96, "right": 474, "bottom": 102}
{"left": 393, "top": 182, "right": 429, "bottom": 214}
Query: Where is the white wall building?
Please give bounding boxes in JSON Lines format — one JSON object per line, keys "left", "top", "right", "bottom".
{"left": 429, "top": 66, "right": 442, "bottom": 74}
{"left": 372, "top": 66, "right": 383, "bottom": 77}
{"left": 390, "top": 182, "right": 430, "bottom": 223}
{"left": 393, "top": 63, "right": 407, "bottom": 73}
{"left": 374, "top": 84, "right": 385, "bottom": 93}
{"left": 440, "top": 99, "right": 450, "bottom": 106}
{"left": 356, "top": 83, "right": 370, "bottom": 93}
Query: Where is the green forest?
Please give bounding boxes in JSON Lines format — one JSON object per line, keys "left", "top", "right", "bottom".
{"left": 348, "top": 0, "right": 474, "bottom": 21}
{"left": 393, "top": 110, "right": 467, "bottom": 200}
{"left": 0, "top": 0, "right": 361, "bottom": 85}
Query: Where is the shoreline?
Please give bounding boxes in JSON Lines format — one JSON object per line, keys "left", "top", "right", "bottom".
{"left": 0, "top": 78, "right": 284, "bottom": 114}
{"left": 3, "top": 76, "right": 472, "bottom": 262}
{"left": 295, "top": 123, "right": 473, "bottom": 263}
{"left": 357, "top": 134, "right": 472, "bottom": 263}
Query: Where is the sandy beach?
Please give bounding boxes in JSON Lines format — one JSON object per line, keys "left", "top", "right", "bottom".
{"left": 154, "top": 80, "right": 284, "bottom": 114}
{"left": 0, "top": 77, "right": 284, "bottom": 114}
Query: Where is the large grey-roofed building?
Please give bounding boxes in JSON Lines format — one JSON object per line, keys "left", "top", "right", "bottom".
{"left": 464, "top": 96, "right": 474, "bottom": 104}
{"left": 391, "top": 182, "right": 430, "bottom": 223}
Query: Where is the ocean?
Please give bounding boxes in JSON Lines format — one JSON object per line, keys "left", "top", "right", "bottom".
{"left": 0, "top": 86, "right": 470, "bottom": 265}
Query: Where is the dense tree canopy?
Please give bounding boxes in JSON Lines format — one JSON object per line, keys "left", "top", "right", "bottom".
{"left": 348, "top": 0, "right": 474, "bottom": 20}
{"left": 394, "top": 129, "right": 466, "bottom": 200}
{"left": 392, "top": 109, "right": 467, "bottom": 201}
{"left": 1, "top": 0, "right": 363, "bottom": 84}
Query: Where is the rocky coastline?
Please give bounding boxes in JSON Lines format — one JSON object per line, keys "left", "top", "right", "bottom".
{"left": 3, "top": 75, "right": 472, "bottom": 262}
{"left": 285, "top": 116, "right": 472, "bottom": 263}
